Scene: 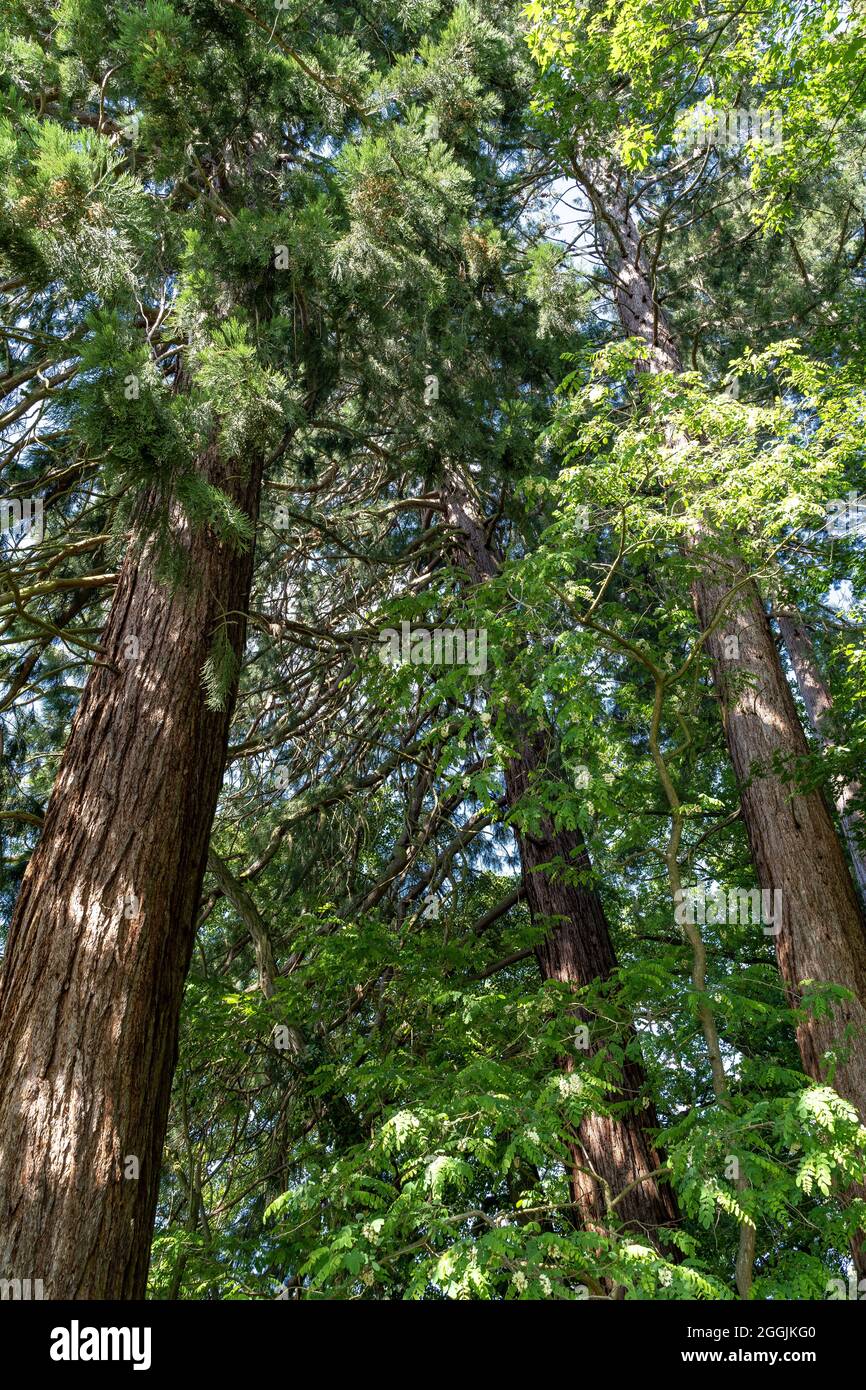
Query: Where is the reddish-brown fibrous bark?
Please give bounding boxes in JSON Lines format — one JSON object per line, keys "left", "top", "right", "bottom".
{"left": 0, "top": 445, "right": 263, "bottom": 1297}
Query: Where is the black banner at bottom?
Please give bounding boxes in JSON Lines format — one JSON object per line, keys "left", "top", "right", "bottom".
{"left": 0, "top": 1296, "right": 858, "bottom": 1376}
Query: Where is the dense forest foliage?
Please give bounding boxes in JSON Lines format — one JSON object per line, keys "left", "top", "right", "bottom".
{"left": 1, "top": 0, "right": 866, "bottom": 1303}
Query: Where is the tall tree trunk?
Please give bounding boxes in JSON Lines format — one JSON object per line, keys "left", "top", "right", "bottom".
{"left": 0, "top": 443, "right": 263, "bottom": 1298}
{"left": 502, "top": 736, "right": 679, "bottom": 1244}
{"left": 576, "top": 161, "right": 866, "bottom": 1264}
{"left": 778, "top": 608, "right": 866, "bottom": 902}
{"left": 441, "top": 474, "right": 680, "bottom": 1248}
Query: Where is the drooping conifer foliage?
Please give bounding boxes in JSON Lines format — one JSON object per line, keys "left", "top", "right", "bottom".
{"left": 1, "top": 0, "right": 865, "bottom": 1301}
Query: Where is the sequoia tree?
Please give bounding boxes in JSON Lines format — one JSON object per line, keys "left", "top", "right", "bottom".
{"left": 0, "top": 0, "right": 413, "bottom": 1297}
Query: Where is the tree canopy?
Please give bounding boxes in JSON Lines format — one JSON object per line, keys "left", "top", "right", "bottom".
{"left": 1, "top": 0, "right": 866, "bottom": 1304}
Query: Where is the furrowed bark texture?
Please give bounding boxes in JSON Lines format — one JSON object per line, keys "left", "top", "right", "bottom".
{"left": 442, "top": 475, "right": 679, "bottom": 1246}
{"left": 778, "top": 609, "right": 866, "bottom": 903}
{"left": 691, "top": 570, "right": 866, "bottom": 1112}
{"left": 579, "top": 161, "right": 866, "bottom": 1261}
{"left": 501, "top": 737, "right": 679, "bottom": 1242}
{"left": 0, "top": 443, "right": 263, "bottom": 1298}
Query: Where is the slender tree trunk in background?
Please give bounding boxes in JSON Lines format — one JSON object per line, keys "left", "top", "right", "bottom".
{"left": 207, "top": 848, "right": 278, "bottom": 999}
{"left": 0, "top": 443, "right": 263, "bottom": 1298}
{"left": 778, "top": 609, "right": 866, "bottom": 903}
{"left": 578, "top": 162, "right": 866, "bottom": 1266}
{"left": 501, "top": 738, "right": 680, "bottom": 1244}
{"left": 442, "top": 475, "right": 680, "bottom": 1248}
